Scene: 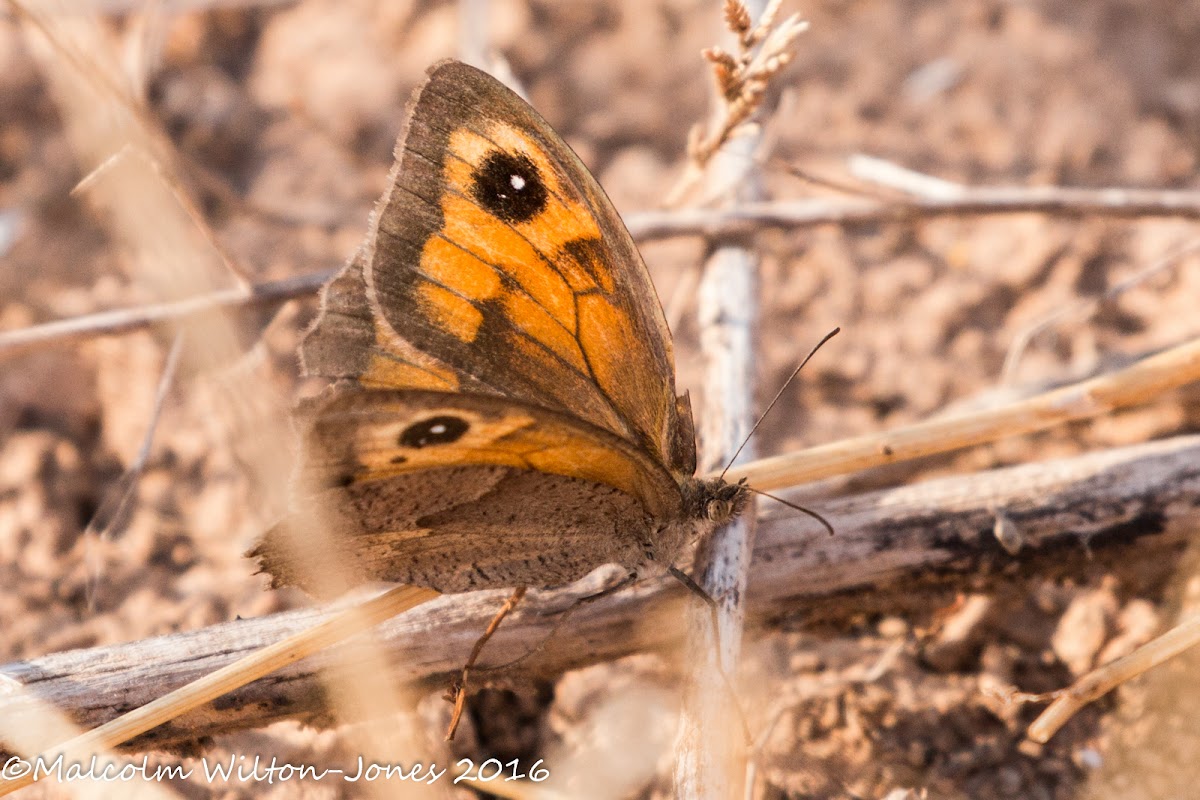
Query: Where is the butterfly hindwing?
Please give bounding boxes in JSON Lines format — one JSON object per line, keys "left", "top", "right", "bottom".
{"left": 254, "top": 390, "right": 683, "bottom": 593}
{"left": 298, "top": 389, "right": 680, "bottom": 519}
{"left": 256, "top": 465, "right": 651, "bottom": 594}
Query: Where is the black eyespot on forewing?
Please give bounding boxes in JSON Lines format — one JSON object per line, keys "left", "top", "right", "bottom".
{"left": 470, "top": 150, "right": 548, "bottom": 224}
{"left": 399, "top": 415, "right": 470, "bottom": 448}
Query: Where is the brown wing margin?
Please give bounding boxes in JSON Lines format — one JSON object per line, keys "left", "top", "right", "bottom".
{"left": 301, "top": 248, "right": 466, "bottom": 393}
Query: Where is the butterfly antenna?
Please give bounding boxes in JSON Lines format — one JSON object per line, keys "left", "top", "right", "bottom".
{"left": 749, "top": 487, "right": 836, "bottom": 537}
{"left": 719, "top": 327, "right": 840, "bottom": 481}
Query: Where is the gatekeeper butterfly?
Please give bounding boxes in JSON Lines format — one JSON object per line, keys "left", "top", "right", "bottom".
{"left": 251, "top": 60, "right": 748, "bottom": 595}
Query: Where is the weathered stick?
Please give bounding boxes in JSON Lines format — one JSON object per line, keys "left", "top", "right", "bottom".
{"left": 678, "top": 196, "right": 760, "bottom": 794}
{"left": 674, "top": 0, "right": 795, "bottom": 794}
{"left": 628, "top": 187, "right": 1200, "bottom": 239}
{"left": 3, "top": 433, "right": 1195, "bottom": 755}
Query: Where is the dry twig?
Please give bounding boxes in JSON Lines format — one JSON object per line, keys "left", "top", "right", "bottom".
{"left": 8, "top": 185, "right": 1200, "bottom": 359}
{"left": 0, "top": 271, "right": 329, "bottom": 359}
{"left": 1026, "top": 615, "right": 1200, "bottom": 744}
{"left": 83, "top": 330, "right": 184, "bottom": 606}
{"left": 674, "top": 2, "right": 805, "bottom": 797}
{"left": 630, "top": 186, "right": 1200, "bottom": 239}
{"left": 665, "top": 0, "right": 807, "bottom": 206}
{"left": 730, "top": 333, "right": 1200, "bottom": 490}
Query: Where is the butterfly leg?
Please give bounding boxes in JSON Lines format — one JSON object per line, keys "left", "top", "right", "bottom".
{"left": 445, "top": 585, "right": 527, "bottom": 741}
{"left": 446, "top": 570, "right": 641, "bottom": 683}
{"left": 570, "top": 569, "right": 639, "bottom": 607}
{"left": 667, "top": 564, "right": 717, "bottom": 609}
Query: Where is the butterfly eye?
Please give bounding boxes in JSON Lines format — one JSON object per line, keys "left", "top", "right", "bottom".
{"left": 705, "top": 498, "right": 731, "bottom": 522}
{"left": 470, "top": 150, "right": 548, "bottom": 223}
{"left": 399, "top": 415, "right": 470, "bottom": 448}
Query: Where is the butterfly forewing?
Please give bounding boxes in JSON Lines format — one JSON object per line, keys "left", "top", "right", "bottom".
{"left": 303, "top": 61, "right": 692, "bottom": 475}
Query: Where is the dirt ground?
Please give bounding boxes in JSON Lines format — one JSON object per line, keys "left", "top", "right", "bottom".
{"left": 3, "top": 1, "right": 1200, "bottom": 798}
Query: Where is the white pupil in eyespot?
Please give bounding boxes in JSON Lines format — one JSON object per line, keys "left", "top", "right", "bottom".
{"left": 429, "top": 424, "right": 446, "bottom": 435}
{"left": 509, "top": 174, "right": 526, "bottom": 191}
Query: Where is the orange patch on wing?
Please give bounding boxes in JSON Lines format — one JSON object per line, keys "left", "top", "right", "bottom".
{"left": 437, "top": 191, "right": 576, "bottom": 329}
{"left": 473, "top": 124, "right": 609, "bottom": 281}
{"left": 420, "top": 236, "right": 502, "bottom": 301}
{"left": 524, "top": 207, "right": 610, "bottom": 293}
{"left": 518, "top": 202, "right": 605, "bottom": 286}
{"left": 358, "top": 352, "right": 458, "bottom": 391}
{"left": 344, "top": 403, "right": 674, "bottom": 518}
{"left": 502, "top": 292, "right": 587, "bottom": 372}
{"left": 416, "top": 281, "right": 483, "bottom": 342}
{"left": 446, "top": 127, "right": 504, "bottom": 170}
{"left": 352, "top": 407, "right": 537, "bottom": 479}
{"left": 444, "top": 125, "right": 609, "bottom": 294}
{"left": 523, "top": 444, "right": 656, "bottom": 514}
{"left": 577, "top": 293, "right": 664, "bottom": 451}
{"left": 364, "top": 314, "right": 461, "bottom": 390}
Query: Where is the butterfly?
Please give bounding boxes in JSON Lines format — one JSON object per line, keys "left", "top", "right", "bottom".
{"left": 250, "top": 60, "right": 749, "bottom": 597}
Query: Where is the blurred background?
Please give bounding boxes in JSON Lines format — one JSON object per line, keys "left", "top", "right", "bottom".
{"left": 3, "top": 1, "right": 1200, "bottom": 797}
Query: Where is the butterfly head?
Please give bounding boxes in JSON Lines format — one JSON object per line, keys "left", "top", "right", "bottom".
{"left": 685, "top": 476, "right": 751, "bottom": 526}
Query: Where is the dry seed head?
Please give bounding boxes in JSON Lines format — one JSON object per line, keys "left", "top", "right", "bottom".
{"left": 723, "top": 0, "right": 753, "bottom": 37}
{"left": 746, "top": 0, "right": 785, "bottom": 48}
{"left": 703, "top": 45, "right": 739, "bottom": 71}
{"left": 666, "top": 0, "right": 808, "bottom": 205}
{"left": 741, "top": 77, "right": 767, "bottom": 104}
{"left": 717, "top": 72, "right": 742, "bottom": 101}
{"left": 744, "top": 26, "right": 764, "bottom": 50}
{"left": 759, "top": 0, "right": 785, "bottom": 33}
{"left": 718, "top": 72, "right": 741, "bottom": 102}
{"left": 756, "top": 51, "right": 794, "bottom": 79}
{"left": 762, "top": 15, "right": 809, "bottom": 58}
{"left": 703, "top": 46, "right": 745, "bottom": 101}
